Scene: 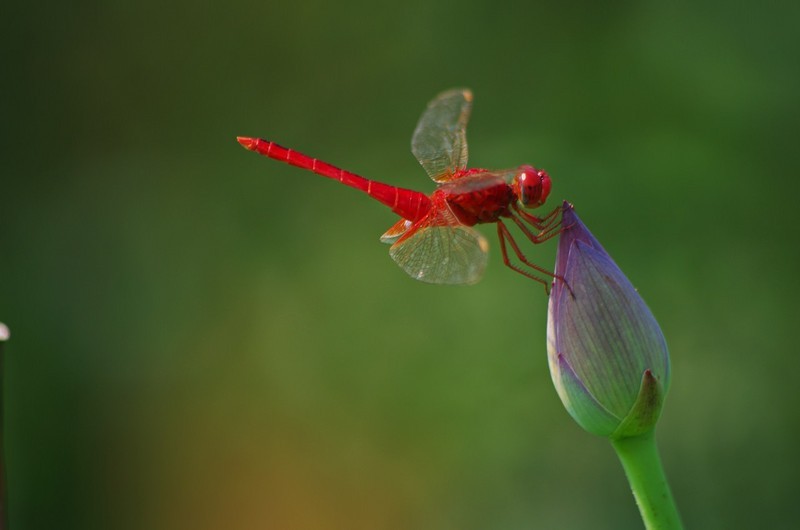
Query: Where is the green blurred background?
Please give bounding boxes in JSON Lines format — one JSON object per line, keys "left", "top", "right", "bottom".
{"left": 2, "top": 0, "right": 799, "bottom": 528}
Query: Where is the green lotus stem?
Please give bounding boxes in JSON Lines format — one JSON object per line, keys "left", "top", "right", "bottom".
{"left": 611, "top": 431, "right": 683, "bottom": 530}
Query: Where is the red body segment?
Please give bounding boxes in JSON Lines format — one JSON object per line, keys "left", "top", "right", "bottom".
{"left": 440, "top": 180, "right": 516, "bottom": 225}
{"left": 238, "top": 137, "right": 431, "bottom": 223}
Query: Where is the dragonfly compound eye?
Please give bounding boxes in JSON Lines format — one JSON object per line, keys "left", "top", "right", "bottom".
{"left": 515, "top": 166, "right": 551, "bottom": 208}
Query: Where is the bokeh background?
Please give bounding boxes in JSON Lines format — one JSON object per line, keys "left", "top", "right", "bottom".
{"left": 2, "top": 1, "right": 799, "bottom": 528}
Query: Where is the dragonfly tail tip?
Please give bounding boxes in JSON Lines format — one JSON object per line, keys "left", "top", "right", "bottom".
{"left": 236, "top": 136, "right": 257, "bottom": 151}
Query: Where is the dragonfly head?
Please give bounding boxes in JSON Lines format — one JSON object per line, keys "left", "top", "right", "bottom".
{"left": 513, "top": 165, "right": 551, "bottom": 209}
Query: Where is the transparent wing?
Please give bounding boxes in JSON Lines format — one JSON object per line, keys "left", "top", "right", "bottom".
{"left": 411, "top": 88, "right": 473, "bottom": 182}
{"left": 389, "top": 206, "right": 489, "bottom": 285}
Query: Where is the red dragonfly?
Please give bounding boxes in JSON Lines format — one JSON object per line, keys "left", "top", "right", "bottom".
{"left": 238, "top": 88, "right": 562, "bottom": 290}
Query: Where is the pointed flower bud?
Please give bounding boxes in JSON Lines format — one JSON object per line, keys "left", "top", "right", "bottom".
{"left": 547, "top": 203, "right": 670, "bottom": 439}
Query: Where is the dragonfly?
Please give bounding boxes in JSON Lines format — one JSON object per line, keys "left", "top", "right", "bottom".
{"left": 237, "top": 88, "right": 563, "bottom": 291}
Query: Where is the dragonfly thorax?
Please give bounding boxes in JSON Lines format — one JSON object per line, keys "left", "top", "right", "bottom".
{"left": 440, "top": 179, "right": 516, "bottom": 226}
{"left": 512, "top": 165, "right": 551, "bottom": 209}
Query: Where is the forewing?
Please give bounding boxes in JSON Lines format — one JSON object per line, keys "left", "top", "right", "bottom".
{"left": 389, "top": 207, "right": 489, "bottom": 285}
{"left": 411, "top": 88, "right": 472, "bottom": 182}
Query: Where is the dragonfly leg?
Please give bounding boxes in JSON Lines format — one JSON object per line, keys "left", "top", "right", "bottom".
{"left": 497, "top": 219, "right": 573, "bottom": 297}
{"left": 514, "top": 204, "right": 562, "bottom": 231}
{"left": 496, "top": 220, "right": 555, "bottom": 294}
{"left": 508, "top": 207, "right": 564, "bottom": 244}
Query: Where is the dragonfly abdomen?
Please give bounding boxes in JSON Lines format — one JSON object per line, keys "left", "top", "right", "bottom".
{"left": 366, "top": 180, "right": 431, "bottom": 222}
{"left": 238, "top": 137, "right": 431, "bottom": 222}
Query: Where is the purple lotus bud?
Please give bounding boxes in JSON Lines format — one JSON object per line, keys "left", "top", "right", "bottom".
{"left": 547, "top": 203, "right": 670, "bottom": 438}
